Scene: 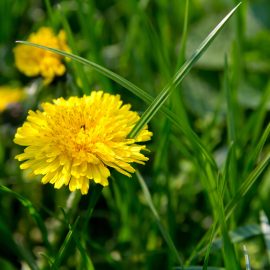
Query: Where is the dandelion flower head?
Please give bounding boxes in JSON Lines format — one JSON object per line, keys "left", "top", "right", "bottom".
{"left": 0, "top": 86, "right": 25, "bottom": 112}
{"left": 14, "top": 91, "right": 152, "bottom": 194}
{"left": 14, "top": 27, "right": 70, "bottom": 85}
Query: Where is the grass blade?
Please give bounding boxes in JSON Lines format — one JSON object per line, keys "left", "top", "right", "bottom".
{"left": 56, "top": 3, "right": 90, "bottom": 94}
{"left": 0, "top": 185, "right": 51, "bottom": 254}
{"left": 225, "top": 153, "right": 270, "bottom": 219}
{"left": 222, "top": 142, "right": 235, "bottom": 197}
{"left": 15, "top": 41, "right": 216, "bottom": 167}
{"left": 51, "top": 217, "right": 80, "bottom": 269}
{"left": 224, "top": 55, "right": 238, "bottom": 195}
{"left": 204, "top": 164, "right": 241, "bottom": 269}
{"left": 129, "top": 3, "right": 241, "bottom": 139}
{"left": 74, "top": 236, "right": 95, "bottom": 270}
{"left": 0, "top": 217, "right": 38, "bottom": 270}
{"left": 244, "top": 122, "right": 270, "bottom": 176}
{"left": 172, "top": 0, "right": 190, "bottom": 128}
{"left": 15, "top": 40, "right": 152, "bottom": 103}
{"left": 213, "top": 224, "right": 261, "bottom": 253}
{"left": 189, "top": 223, "right": 262, "bottom": 263}
{"left": 44, "top": 0, "right": 57, "bottom": 28}
{"left": 191, "top": 153, "right": 270, "bottom": 263}
{"left": 51, "top": 184, "right": 102, "bottom": 269}
{"left": 136, "top": 171, "right": 183, "bottom": 266}
{"left": 203, "top": 222, "right": 217, "bottom": 270}
{"left": 176, "top": 0, "right": 189, "bottom": 68}
{"left": 244, "top": 81, "right": 270, "bottom": 147}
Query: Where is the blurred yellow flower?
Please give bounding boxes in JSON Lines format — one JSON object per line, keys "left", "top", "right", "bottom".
{"left": 14, "top": 27, "right": 70, "bottom": 85}
{"left": 0, "top": 86, "right": 25, "bottom": 112}
{"left": 14, "top": 91, "right": 152, "bottom": 194}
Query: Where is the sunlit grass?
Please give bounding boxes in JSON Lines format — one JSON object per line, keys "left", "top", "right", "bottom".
{"left": 1, "top": 0, "right": 270, "bottom": 269}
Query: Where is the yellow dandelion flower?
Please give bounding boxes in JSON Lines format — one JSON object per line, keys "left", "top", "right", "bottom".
{"left": 14, "top": 27, "right": 70, "bottom": 85}
{"left": 14, "top": 91, "right": 152, "bottom": 194}
{"left": 0, "top": 86, "right": 25, "bottom": 112}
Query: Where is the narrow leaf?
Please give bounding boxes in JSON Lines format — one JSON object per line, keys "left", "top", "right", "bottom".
{"left": 136, "top": 171, "right": 183, "bottom": 266}
{"left": 56, "top": 3, "right": 90, "bottom": 93}
{"left": 203, "top": 222, "right": 217, "bottom": 270}
{"left": 51, "top": 217, "right": 80, "bottom": 269}
{"left": 225, "top": 153, "right": 270, "bottom": 219}
{"left": 244, "top": 122, "right": 270, "bottom": 175}
{"left": 210, "top": 224, "right": 261, "bottom": 253}
{"left": 0, "top": 185, "right": 51, "bottom": 254}
{"left": 224, "top": 55, "right": 238, "bottom": 195}
{"left": 15, "top": 45, "right": 216, "bottom": 167}
{"left": 190, "top": 223, "right": 262, "bottom": 263}
{"left": 15, "top": 40, "right": 153, "bottom": 104}
{"left": 176, "top": 0, "right": 189, "bottom": 67}
{"left": 129, "top": 3, "right": 241, "bottom": 139}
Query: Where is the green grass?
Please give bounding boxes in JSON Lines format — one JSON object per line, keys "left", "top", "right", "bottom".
{"left": 1, "top": 0, "right": 270, "bottom": 269}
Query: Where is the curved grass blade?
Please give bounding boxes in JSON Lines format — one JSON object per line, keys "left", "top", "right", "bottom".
{"left": 244, "top": 122, "right": 270, "bottom": 175}
{"left": 208, "top": 224, "right": 261, "bottom": 253}
{"left": 188, "top": 223, "right": 262, "bottom": 265}
{"left": 15, "top": 40, "right": 152, "bottom": 104}
{"left": 0, "top": 185, "right": 52, "bottom": 254}
{"left": 190, "top": 153, "right": 270, "bottom": 262}
{"left": 129, "top": 3, "right": 241, "bottom": 139}
{"left": 203, "top": 164, "right": 241, "bottom": 269}
{"left": 251, "top": 81, "right": 270, "bottom": 144}
{"left": 219, "top": 153, "right": 269, "bottom": 254}
{"left": 189, "top": 118, "right": 270, "bottom": 263}
{"left": 136, "top": 171, "right": 183, "bottom": 266}
{"left": 203, "top": 222, "right": 217, "bottom": 270}
{"left": 15, "top": 47, "right": 216, "bottom": 167}
{"left": 225, "top": 152, "right": 270, "bottom": 219}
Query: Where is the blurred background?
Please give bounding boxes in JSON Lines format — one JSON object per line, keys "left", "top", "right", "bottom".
{"left": 0, "top": 0, "right": 270, "bottom": 269}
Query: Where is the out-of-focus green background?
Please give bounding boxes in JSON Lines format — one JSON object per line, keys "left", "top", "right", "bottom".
{"left": 1, "top": 0, "right": 270, "bottom": 269}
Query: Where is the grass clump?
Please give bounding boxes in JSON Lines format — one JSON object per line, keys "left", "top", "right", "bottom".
{"left": 1, "top": 0, "right": 270, "bottom": 269}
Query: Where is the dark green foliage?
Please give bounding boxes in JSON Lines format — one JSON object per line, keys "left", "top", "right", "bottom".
{"left": 1, "top": 0, "right": 270, "bottom": 269}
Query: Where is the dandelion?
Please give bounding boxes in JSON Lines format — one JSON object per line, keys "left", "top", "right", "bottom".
{"left": 14, "top": 27, "right": 70, "bottom": 85}
{"left": 0, "top": 86, "right": 25, "bottom": 112}
{"left": 14, "top": 91, "right": 152, "bottom": 194}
